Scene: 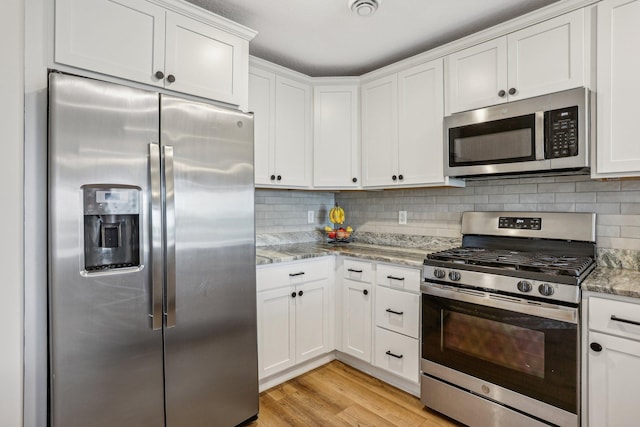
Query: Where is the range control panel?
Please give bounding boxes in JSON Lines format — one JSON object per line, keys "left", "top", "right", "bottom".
{"left": 498, "top": 216, "right": 542, "bottom": 230}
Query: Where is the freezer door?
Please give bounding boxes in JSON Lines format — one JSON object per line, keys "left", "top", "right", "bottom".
{"left": 161, "top": 95, "right": 258, "bottom": 426}
{"left": 48, "top": 73, "right": 165, "bottom": 426}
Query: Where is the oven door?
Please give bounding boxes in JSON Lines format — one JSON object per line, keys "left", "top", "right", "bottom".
{"left": 421, "top": 283, "right": 579, "bottom": 425}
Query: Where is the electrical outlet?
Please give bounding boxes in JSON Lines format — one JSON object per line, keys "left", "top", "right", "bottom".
{"left": 307, "top": 210, "right": 315, "bottom": 224}
{"left": 399, "top": 211, "right": 407, "bottom": 225}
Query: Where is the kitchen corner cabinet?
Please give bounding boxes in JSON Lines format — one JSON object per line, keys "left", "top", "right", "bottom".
{"left": 594, "top": 0, "right": 640, "bottom": 177}
{"left": 249, "top": 65, "right": 312, "bottom": 188}
{"left": 445, "top": 9, "right": 585, "bottom": 114}
{"left": 54, "top": 0, "right": 253, "bottom": 107}
{"left": 341, "top": 259, "right": 374, "bottom": 362}
{"left": 313, "top": 84, "right": 360, "bottom": 188}
{"left": 256, "top": 258, "right": 331, "bottom": 379}
{"left": 362, "top": 59, "right": 461, "bottom": 188}
{"left": 587, "top": 295, "right": 640, "bottom": 426}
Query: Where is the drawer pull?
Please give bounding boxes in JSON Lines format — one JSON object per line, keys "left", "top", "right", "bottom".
{"left": 611, "top": 315, "right": 640, "bottom": 327}
{"left": 385, "top": 350, "right": 403, "bottom": 359}
{"left": 385, "top": 308, "right": 404, "bottom": 316}
{"left": 289, "top": 272, "right": 305, "bottom": 277}
{"left": 387, "top": 275, "right": 405, "bottom": 281}
{"left": 348, "top": 268, "right": 363, "bottom": 273}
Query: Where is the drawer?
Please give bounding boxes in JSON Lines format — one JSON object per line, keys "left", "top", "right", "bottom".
{"left": 375, "top": 286, "right": 419, "bottom": 339}
{"left": 374, "top": 327, "right": 419, "bottom": 383}
{"left": 589, "top": 296, "right": 640, "bottom": 341}
{"left": 376, "top": 263, "right": 420, "bottom": 293}
{"left": 257, "top": 257, "right": 330, "bottom": 292}
{"left": 343, "top": 258, "right": 373, "bottom": 283}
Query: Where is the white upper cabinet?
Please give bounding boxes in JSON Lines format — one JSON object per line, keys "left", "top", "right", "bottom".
{"left": 446, "top": 9, "right": 585, "bottom": 114}
{"left": 249, "top": 61, "right": 312, "bottom": 188}
{"left": 55, "top": 0, "right": 254, "bottom": 107}
{"left": 313, "top": 84, "right": 360, "bottom": 189}
{"left": 362, "top": 59, "right": 463, "bottom": 188}
{"left": 594, "top": 0, "right": 640, "bottom": 177}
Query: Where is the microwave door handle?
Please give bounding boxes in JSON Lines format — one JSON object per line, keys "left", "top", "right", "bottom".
{"left": 535, "top": 111, "right": 545, "bottom": 160}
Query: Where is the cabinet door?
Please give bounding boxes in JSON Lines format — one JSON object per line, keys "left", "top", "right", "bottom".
{"left": 446, "top": 37, "right": 507, "bottom": 114}
{"left": 257, "top": 286, "right": 296, "bottom": 378}
{"left": 274, "top": 76, "right": 312, "bottom": 187}
{"left": 342, "top": 279, "right": 372, "bottom": 362}
{"left": 398, "top": 59, "right": 446, "bottom": 185}
{"left": 588, "top": 331, "right": 640, "bottom": 426}
{"left": 362, "top": 75, "right": 399, "bottom": 187}
{"left": 165, "top": 12, "right": 249, "bottom": 106}
{"left": 295, "top": 279, "right": 330, "bottom": 363}
{"left": 507, "top": 10, "right": 584, "bottom": 101}
{"left": 55, "top": 0, "right": 166, "bottom": 87}
{"left": 313, "top": 85, "right": 360, "bottom": 188}
{"left": 596, "top": 0, "right": 640, "bottom": 175}
{"left": 249, "top": 68, "right": 276, "bottom": 185}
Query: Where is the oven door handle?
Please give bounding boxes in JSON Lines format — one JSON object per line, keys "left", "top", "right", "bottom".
{"left": 421, "top": 282, "right": 578, "bottom": 324}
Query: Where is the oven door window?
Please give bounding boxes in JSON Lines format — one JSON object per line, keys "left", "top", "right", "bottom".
{"left": 448, "top": 114, "right": 536, "bottom": 167}
{"left": 422, "top": 294, "right": 577, "bottom": 414}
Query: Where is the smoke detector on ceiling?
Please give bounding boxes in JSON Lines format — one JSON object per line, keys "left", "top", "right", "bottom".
{"left": 348, "top": 0, "right": 381, "bottom": 17}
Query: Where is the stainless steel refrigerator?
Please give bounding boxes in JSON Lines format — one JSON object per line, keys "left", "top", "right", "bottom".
{"left": 48, "top": 72, "right": 258, "bottom": 427}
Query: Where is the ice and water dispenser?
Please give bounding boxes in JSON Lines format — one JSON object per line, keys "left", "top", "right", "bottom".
{"left": 83, "top": 185, "right": 141, "bottom": 272}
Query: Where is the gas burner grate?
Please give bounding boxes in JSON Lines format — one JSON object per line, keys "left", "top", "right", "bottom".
{"left": 427, "top": 247, "right": 594, "bottom": 277}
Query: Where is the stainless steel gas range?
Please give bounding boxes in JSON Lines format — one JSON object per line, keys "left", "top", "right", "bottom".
{"left": 421, "top": 211, "right": 596, "bottom": 427}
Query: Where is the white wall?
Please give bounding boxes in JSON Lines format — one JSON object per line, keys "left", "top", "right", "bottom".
{"left": 0, "top": 0, "right": 25, "bottom": 426}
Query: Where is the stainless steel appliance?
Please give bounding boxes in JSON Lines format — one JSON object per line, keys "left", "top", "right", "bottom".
{"left": 444, "top": 87, "right": 592, "bottom": 178}
{"left": 48, "top": 73, "right": 258, "bottom": 427}
{"left": 421, "top": 211, "right": 596, "bottom": 427}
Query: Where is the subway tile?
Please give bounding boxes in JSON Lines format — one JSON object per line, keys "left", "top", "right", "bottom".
{"left": 537, "top": 182, "right": 576, "bottom": 193}
{"left": 598, "top": 214, "right": 640, "bottom": 226}
{"left": 503, "top": 183, "right": 538, "bottom": 194}
{"left": 576, "top": 181, "right": 621, "bottom": 192}
{"left": 596, "top": 225, "right": 620, "bottom": 237}
{"left": 622, "top": 203, "right": 640, "bottom": 215}
{"left": 537, "top": 204, "right": 575, "bottom": 212}
{"left": 461, "top": 195, "right": 489, "bottom": 204}
{"left": 474, "top": 204, "right": 504, "bottom": 211}
{"left": 447, "top": 187, "right": 476, "bottom": 196}
{"left": 598, "top": 191, "right": 640, "bottom": 203}
{"left": 621, "top": 180, "right": 640, "bottom": 190}
{"left": 576, "top": 203, "right": 620, "bottom": 214}
{"left": 597, "top": 237, "right": 640, "bottom": 251}
{"left": 503, "top": 203, "right": 538, "bottom": 211}
{"left": 475, "top": 186, "right": 505, "bottom": 195}
{"left": 520, "top": 193, "right": 555, "bottom": 203}
{"left": 519, "top": 176, "right": 556, "bottom": 184}
{"left": 557, "top": 192, "right": 596, "bottom": 203}
{"left": 620, "top": 226, "right": 640, "bottom": 239}
{"left": 489, "top": 194, "right": 520, "bottom": 204}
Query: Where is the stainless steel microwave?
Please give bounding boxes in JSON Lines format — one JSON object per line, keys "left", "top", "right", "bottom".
{"left": 444, "top": 87, "right": 591, "bottom": 178}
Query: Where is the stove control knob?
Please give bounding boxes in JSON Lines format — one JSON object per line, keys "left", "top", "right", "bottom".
{"left": 433, "top": 268, "right": 446, "bottom": 279}
{"left": 448, "top": 271, "right": 461, "bottom": 281}
{"left": 517, "top": 280, "right": 533, "bottom": 293}
{"left": 538, "top": 283, "right": 555, "bottom": 296}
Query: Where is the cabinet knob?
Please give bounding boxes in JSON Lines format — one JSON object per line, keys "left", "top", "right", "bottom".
{"left": 352, "top": 177, "right": 358, "bottom": 183}
{"left": 167, "top": 74, "right": 176, "bottom": 83}
{"left": 277, "top": 175, "right": 282, "bottom": 181}
{"left": 363, "top": 289, "right": 368, "bottom": 296}
{"left": 398, "top": 174, "right": 404, "bottom": 180}
{"left": 498, "top": 90, "right": 506, "bottom": 97}
{"left": 298, "top": 290, "right": 304, "bottom": 297}
{"left": 154, "top": 71, "right": 164, "bottom": 80}
{"left": 291, "top": 292, "right": 297, "bottom": 298}
{"left": 392, "top": 175, "right": 397, "bottom": 181}
{"left": 508, "top": 87, "right": 517, "bottom": 95}
{"left": 270, "top": 175, "right": 276, "bottom": 180}
{"left": 590, "top": 342, "right": 602, "bottom": 352}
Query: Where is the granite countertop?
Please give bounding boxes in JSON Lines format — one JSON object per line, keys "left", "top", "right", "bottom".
{"left": 581, "top": 267, "right": 640, "bottom": 299}
{"left": 256, "top": 241, "right": 451, "bottom": 268}
{"left": 256, "top": 234, "right": 640, "bottom": 300}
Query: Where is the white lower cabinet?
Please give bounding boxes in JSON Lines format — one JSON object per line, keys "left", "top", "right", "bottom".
{"left": 587, "top": 295, "right": 640, "bottom": 427}
{"left": 341, "top": 259, "right": 374, "bottom": 362}
{"left": 374, "top": 327, "right": 419, "bottom": 383}
{"left": 373, "top": 263, "right": 420, "bottom": 384}
{"left": 256, "top": 258, "right": 332, "bottom": 379}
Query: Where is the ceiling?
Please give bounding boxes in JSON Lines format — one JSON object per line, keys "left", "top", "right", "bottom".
{"left": 186, "top": 0, "right": 561, "bottom": 77}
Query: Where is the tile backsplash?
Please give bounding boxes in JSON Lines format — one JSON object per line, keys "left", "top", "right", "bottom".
{"left": 256, "top": 175, "right": 640, "bottom": 251}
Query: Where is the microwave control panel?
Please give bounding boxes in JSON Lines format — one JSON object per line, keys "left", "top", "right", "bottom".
{"left": 545, "top": 106, "right": 578, "bottom": 159}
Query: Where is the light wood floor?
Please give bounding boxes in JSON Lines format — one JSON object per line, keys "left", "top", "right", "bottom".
{"left": 246, "top": 361, "right": 464, "bottom": 427}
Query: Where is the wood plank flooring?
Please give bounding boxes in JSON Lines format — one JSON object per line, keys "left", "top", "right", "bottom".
{"left": 246, "top": 361, "right": 463, "bottom": 427}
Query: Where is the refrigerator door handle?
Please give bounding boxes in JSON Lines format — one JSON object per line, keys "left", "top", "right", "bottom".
{"left": 164, "top": 145, "right": 177, "bottom": 328}
{"left": 149, "top": 142, "right": 163, "bottom": 330}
